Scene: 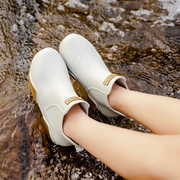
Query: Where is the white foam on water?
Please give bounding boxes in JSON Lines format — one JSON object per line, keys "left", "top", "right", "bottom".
{"left": 57, "top": 4, "right": 65, "bottom": 12}
{"left": 152, "top": 19, "right": 175, "bottom": 27}
{"left": 94, "top": 31, "right": 100, "bottom": 38}
{"left": 110, "top": 45, "right": 118, "bottom": 51}
{"left": 15, "top": 0, "right": 22, "bottom": 5}
{"left": 58, "top": 24, "right": 65, "bottom": 31}
{"left": 27, "top": 13, "right": 35, "bottom": 20}
{"left": 151, "top": 0, "right": 180, "bottom": 27}
{"left": 109, "top": 15, "right": 122, "bottom": 23}
{"left": 106, "top": 0, "right": 116, "bottom": 3}
{"left": 159, "top": 0, "right": 180, "bottom": 21}
{"left": 42, "top": 0, "right": 50, "bottom": 3}
{"left": 99, "top": 21, "right": 116, "bottom": 32}
{"left": 64, "top": 0, "right": 89, "bottom": 10}
{"left": 99, "top": 21, "right": 125, "bottom": 37}
{"left": 131, "top": 9, "right": 153, "bottom": 16}
{"left": 12, "top": 24, "right": 18, "bottom": 33}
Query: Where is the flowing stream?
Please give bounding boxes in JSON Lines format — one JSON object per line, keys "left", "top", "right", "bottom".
{"left": 0, "top": 0, "right": 179, "bottom": 179}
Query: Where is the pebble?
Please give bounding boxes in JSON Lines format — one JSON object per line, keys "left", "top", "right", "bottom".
{"left": 57, "top": 4, "right": 65, "bottom": 11}
{"left": 151, "top": 48, "right": 156, "bottom": 52}
{"left": 12, "top": 24, "right": 18, "bottom": 32}
{"left": 58, "top": 24, "right": 65, "bottom": 31}
{"left": 42, "top": 18, "right": 47, "bottom": 23}
{"left": 27, "top": 13, "right": 35, "bottom": 20}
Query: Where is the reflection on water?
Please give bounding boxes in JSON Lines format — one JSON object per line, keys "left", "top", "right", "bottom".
{"left": 0, "top": 0, "right": 179, "bottom": 179}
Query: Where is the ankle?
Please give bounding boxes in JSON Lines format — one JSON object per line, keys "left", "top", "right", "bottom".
{"left": 63, "top": 104, "right": 86, "bottom": 138}
{"left": 109, "top": 83, "right": 127, "bottom": 110}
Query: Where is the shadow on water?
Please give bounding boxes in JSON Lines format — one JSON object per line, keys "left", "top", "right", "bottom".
{"left": 0, "top": 0, "right": 179, "bottom": 179}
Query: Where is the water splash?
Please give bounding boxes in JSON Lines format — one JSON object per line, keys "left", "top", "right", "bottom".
{"left": 159, "top": 0, "right": 180, "bottom": 21}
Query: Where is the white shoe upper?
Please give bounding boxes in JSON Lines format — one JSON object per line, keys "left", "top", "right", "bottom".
{"left": 59, "top": 34, "right": 128, "bottom": 118}
{"left": 29, "top": 47, "right": 89, "bottom": 152}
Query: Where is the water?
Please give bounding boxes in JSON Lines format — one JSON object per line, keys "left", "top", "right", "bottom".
{"left": 0, "top": 0, "right": 179, "bottom": 179}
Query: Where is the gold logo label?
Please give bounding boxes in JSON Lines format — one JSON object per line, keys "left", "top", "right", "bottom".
{"left": 103, "top": 74, "right": 119, "bottom": 86}
{"left": 65, "top": 96, "right": 83, "bottom": 105}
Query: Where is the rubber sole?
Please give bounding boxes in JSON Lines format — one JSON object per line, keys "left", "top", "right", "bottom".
{"left": 28, "top": 70, "right": 52, "bottom": 142}
{"left": 28, "top": 74, "right": 37, "bottom": 102}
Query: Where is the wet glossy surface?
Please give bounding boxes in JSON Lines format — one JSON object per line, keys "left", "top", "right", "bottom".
{"left": 0, "top": 0, "right": 179, "bottom": 179}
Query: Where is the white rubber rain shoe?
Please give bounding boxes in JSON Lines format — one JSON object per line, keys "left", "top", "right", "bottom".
{"left": 28, "top": 47, "right": 89, "bottom": 152}
{"left": 59, "top": 34, "right": 128, "bottom": 118}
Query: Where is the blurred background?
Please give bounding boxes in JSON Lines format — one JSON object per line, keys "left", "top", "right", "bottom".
{"left": 0, "top": 0, "right": 179, "bottom": 179}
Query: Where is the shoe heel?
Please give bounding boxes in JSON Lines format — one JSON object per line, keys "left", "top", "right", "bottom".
{"left": 28, "top": 74, "right": 53, "bottom": 142}
{"left": 28, "top": 74, "right": 37, "bottom": 102}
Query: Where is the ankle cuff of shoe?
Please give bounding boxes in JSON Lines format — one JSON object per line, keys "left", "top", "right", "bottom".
{"left": 63, "top": 98, "right": 89, "bottom": 152}
{"left": 88, "top": 74, "right": 128, "bottom": 118}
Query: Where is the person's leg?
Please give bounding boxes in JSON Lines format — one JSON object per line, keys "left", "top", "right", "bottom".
{"left": 109, "top": 83, "right": 180, "bottom": 134}
{"left": 64, "top": 104, "right": 180, "bottom": 180}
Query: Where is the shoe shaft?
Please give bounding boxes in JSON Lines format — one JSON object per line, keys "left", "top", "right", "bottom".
{"left": 60, "top": 34, "right": 128, "bottom": 117}
{"left": 29, "top": 48, "right": 89, "bottom": 151}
